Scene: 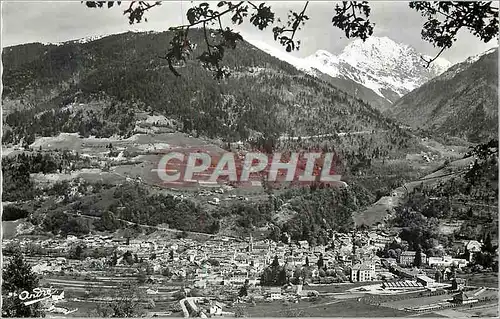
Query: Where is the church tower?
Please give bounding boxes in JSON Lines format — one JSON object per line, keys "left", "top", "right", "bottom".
{"left": 249, "top": 234, "right": 254, "bottom": 253}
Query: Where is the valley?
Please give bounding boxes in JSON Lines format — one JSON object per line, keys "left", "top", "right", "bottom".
{"left": 2, "top": 29, "right": 498, "bottom": 318}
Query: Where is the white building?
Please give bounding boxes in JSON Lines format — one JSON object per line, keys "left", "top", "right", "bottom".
{"left": 350, "top": 262, "right": 375, "bottom": 282}
{"left": 427, "top": 255, "right": 468, "bottom": 268}
{"left": 268, "top": 287, "right": 282, "bottom": 300}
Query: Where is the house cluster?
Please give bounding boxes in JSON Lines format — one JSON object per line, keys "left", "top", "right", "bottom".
{"left": 427, "top": 255, "right": 469, "bottom": 269}
{"left": 4, "top": 234, "right": 125, "bottom": 254}
{"left": 379, "top": 238, "right": 478, "bottom": 270}
{"left": 391, "top": 249, "right": 470, "bottom": 269}
{"left": 147, "top": 231, "right": 397, "bottom": 287}
{"left": 398, "top": 251, "right": 427, "bottom": 266}
{"left": 187, "top": 236, "right": 335, "bottom": 287}
{"left": 3, "top": 227, "right": 411, "bottom": 286}
{"left": 5, "top": 225, "right": 486, "bottom": 299}
{"left": 258, "top": 284, "right": 319, "bottom": 301}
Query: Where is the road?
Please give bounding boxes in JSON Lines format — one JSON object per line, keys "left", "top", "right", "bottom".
{"left": 409, "top": 301, "right": 499, "bottom": 318}
{"left": 278, "top": 130, "right": 383, "bottom": 141}
{"left": 179, "top": 297, "right": 206, "bottom": 318}
{"left": 62, "top": 212, "right": 221, "bottom": 238}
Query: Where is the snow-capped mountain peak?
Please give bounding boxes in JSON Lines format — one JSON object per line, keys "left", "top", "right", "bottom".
{"left": 306, "top": 37, "right": 452, "bottom": 102}
{"left": 248, "top": 36, "right": 452, "bottom": 104}
{"left": 462, "top": 46, "right": 498, "bottom": 65}
{"left": 312, "top": 49, "right": 337, "bottom": 60}
{"left": 433, "top": 46, "right": 498, "bottom": 81}
{"left": 340, "top": 36, "right": 406, "bottom": 65}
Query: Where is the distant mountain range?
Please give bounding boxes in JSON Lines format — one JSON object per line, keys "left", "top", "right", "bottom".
{"left": 2, "top": 31, "right": 496, "bottom": 146}
{"left": 249, "top": 36, "right": 498, "bottom": 143}
{"left": 2, "top": 30, "right": 496, "bottom": 243}
{"left": 2, "top": 30, "right": 413, "bottom": 153}
{"left": 306, "top": 37, "right": 452, "bottom": 100}
{"left": 388, "top": 47, "right": 498, "bottom": 143}
{"left": 248, "top": 36, "right": 452, "bottom": 111}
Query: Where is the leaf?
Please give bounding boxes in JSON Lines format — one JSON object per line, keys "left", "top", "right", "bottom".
{"left": 187, "top": 8, "right": 197, "bottom": 24}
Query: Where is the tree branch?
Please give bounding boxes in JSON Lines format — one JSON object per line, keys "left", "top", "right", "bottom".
{"left": 247, "top": 1, "right": 258, "bottom": 10}
{"left": 172, "top": 1, "right": 245, "bottom": 29}
{"left": 350, "top": 2, "right": 356, "bottom": 18}
{"left": 218, "top": 16, "right": 224, "bottom": 30}
{"left": 203, "top": 22, "right": 212, "bottom": 55}
{"left": 421, "top": 46, "right": 447, "bottom": 68}
{"left": 290, "top": 1, "right": 309, "bottom": 40}
{"left": 139, "top": 1, "right": 160, "bottom": 11}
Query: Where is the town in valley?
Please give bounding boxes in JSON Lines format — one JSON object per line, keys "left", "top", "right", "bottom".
{"left": 2, "top": 1, "right": 499, "bottom": 318}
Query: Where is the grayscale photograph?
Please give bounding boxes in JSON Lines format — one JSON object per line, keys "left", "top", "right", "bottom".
{"left": 1, "top": 1, "right": 498, "bottom": 318}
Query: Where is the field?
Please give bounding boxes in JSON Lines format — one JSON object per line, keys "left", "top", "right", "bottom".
{"left": 37, "top": 274, "right": 185, "bottom": 316}
{"left": 460, "top": 303, "right": 499, "bottom": 317}
{"left": 308, "top": 281, "right": 384, "bottom": 294}
{"left": 50, "top": 299, "right": 179, "bottom": 317}
{"left": 2, "top": 219, "right": 37, "bottom": 239}
{"left": 243, "top": 298, "right": 409, "bottom": 317}
{"left": 456, "top": 272, "right": 499, "bottom": 288}
{"left": 432, "top": 303, "right": 499, "bottom": 318}
{"left": 414, "top": 312, "right": 448, "bottom": 317}
{"left": 33, "top": 268, "right": 417, "bottom": 317}
{"left": 379, "top": 288, "right": 498, "bottom": 316}
{"left": 381, "top": 294, "right": 452, "bottom": 310}
{"left": 2, "top": 220, "right": 25, "bottom": 239}
{"left": 9, "top": 131, "right": 277, "bottom": 204}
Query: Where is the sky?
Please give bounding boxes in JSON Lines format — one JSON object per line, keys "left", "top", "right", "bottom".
{"left": 1, "top": 1, "right": 498, "bottom": 64}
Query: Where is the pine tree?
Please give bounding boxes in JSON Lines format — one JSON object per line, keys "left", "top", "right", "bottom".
{"left": 238, "top": 279, "right": 249, "bottom": 297}
{"left": 123, "top": 251, "right": 134, "bottom": 265}
{"left": 414, "top": 246, "right": 422, "bottom": 268}
{"left": 317, "top": 254, "right": 324, "bottom": 270}
{"left": 2, "top": 252, "right": 44, "bottom": 317}
{"left": 111, "top": 251, "right": 118, "bottom": 266}
{"left": 278, "top": 268, "right": 287, "bottom": 285}
{"left": 124, "top": 228, "right": 131, "bottom": 245}
{"left": 484, "top": 233, "right": 494, "bottom": 253}
{"left": 75, "top": 245, "right": 83, "bottom": 260}
{"left": 271, "top": 255, "right": 280, "bottom": 268}
{"left": 434, "top": 269, "right": 443, "bottom": 283}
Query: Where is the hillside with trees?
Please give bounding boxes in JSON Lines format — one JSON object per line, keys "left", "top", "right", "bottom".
{"left": 389, "top": 49, "right": 498, "bottom": 143}
{"left": 3, "top": 5, "right": 497, "bottom": 246}
{"left": 2, "top": 30, "right": 427, "bottom": 211}
{"left": 390, "top": 139, "right": 498, "bottom": 260}
{"left": 3, "top": 30, "right": 412, "bottom": 147}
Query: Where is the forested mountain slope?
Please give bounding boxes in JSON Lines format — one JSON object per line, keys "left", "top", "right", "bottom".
{"left": 3, "top": 30, "right": 402, "bottom": 142}
{"left": 389, "top": 48, "right": 498, "bottom": 143}
{"left": 2, "top": 30, "right": 438, "bottom": 242}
